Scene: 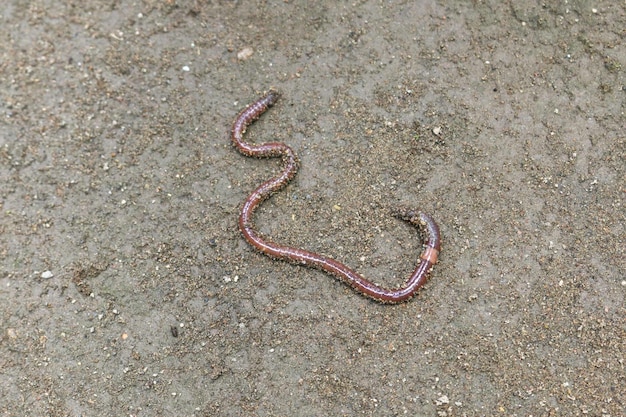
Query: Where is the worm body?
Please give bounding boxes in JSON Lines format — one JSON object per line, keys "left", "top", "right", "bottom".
{"left": 231, "top": 90, "right": 441, "bottom": 303}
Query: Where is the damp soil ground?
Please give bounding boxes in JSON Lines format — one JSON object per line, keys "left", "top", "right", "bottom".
{"left": 1, "top": 1, "right": 624, "bottom": 416}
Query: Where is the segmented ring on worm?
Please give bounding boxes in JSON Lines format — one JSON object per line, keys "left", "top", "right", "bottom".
{"left": 231, "top": 90, "right": 441, "bottom": 303}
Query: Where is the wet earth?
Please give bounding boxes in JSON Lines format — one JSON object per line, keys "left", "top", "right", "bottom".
{"left": 1, "top": 1, "right": 624, "bottom": 416}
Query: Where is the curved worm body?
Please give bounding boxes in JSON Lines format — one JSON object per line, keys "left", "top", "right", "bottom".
{"left": 231, "top": 90, "right": 441, "bottom": 303}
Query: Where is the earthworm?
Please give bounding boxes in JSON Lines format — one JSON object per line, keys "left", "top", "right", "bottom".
{"left": 231, "top": 90, "right": 441, "bottom": 303}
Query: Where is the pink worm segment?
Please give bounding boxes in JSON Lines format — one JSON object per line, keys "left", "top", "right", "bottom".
{"left": 231, "top": 90, "right": 441, "bottom": 303}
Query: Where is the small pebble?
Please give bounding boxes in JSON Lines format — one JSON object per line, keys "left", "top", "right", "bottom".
{"left": 41, "top": 270, "right": 54, "bottom": 279}
{"left": 436, "top": 395, "right": 450, "bottom": 405}
{"left": 237, "top": 47, "right": 254, "bottom": 60}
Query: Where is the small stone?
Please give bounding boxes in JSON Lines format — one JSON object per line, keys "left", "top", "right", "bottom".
{"left": 41, "top": 270, "right": 54, "bottom": 279}
{"left": 436, "top": 395, "right": 449, "bottom": 405}
{"left": 237, "top": 47, "right": 254, "bottom": 60}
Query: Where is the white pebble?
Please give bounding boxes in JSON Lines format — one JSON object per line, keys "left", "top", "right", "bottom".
{"left": 436, "top": 395, "right": 450, "bottom": 405}
{"left": 237, "top": 47, "right": 254, "bottom": 61}
{"left": 41, "top": 270, "right": 54, "bottom": 279}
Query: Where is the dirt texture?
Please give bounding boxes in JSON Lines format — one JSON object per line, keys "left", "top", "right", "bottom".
{"left": 1, "top": 1, "right": 624, "bottom": 416}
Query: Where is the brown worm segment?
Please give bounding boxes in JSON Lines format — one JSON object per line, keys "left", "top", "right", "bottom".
{"left": 231, "top": 90, "right": 441, "bottom": 303}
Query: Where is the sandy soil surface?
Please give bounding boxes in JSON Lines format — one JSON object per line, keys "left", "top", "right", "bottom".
{"left": 1, "top": 1, "right": 624, "bottom": 416}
